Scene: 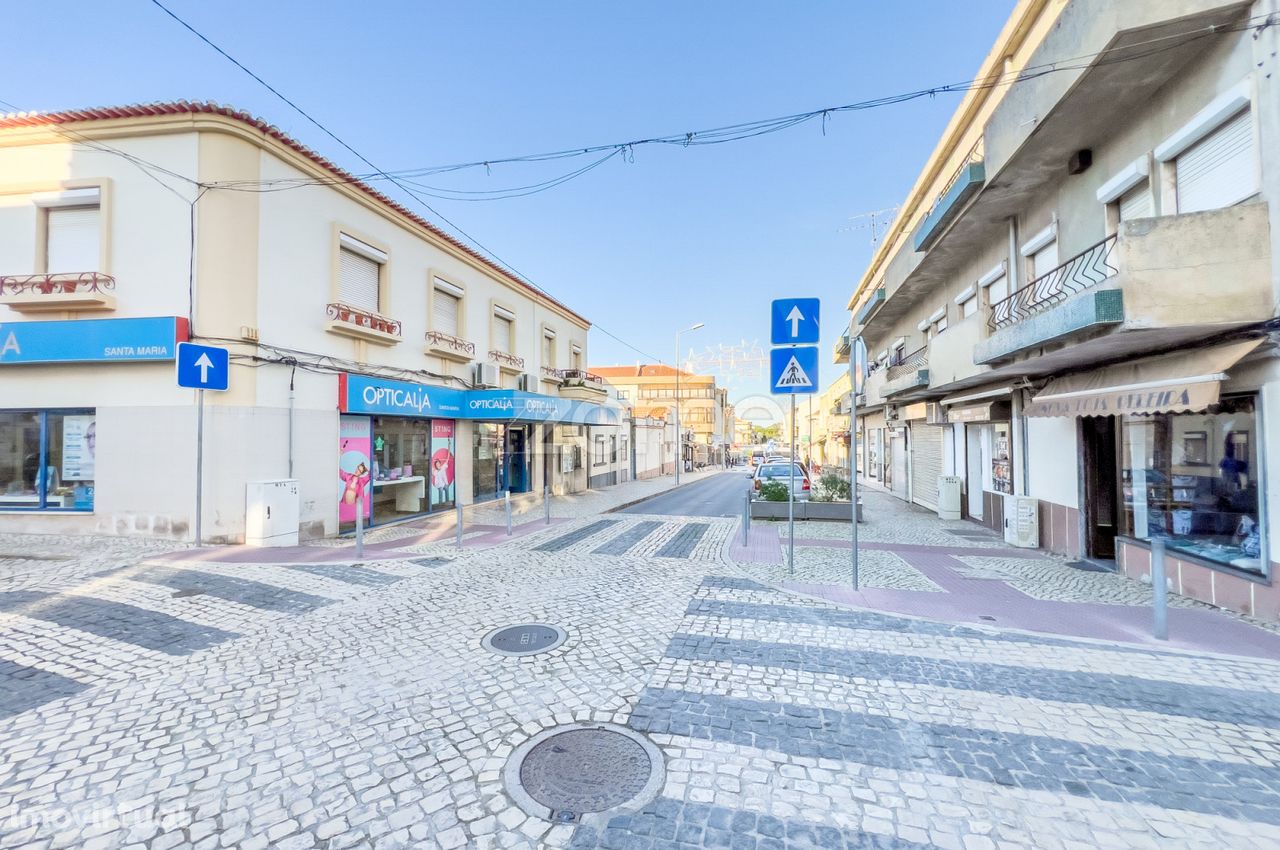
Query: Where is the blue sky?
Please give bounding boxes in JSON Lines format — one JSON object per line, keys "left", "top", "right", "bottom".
{"left": 8, "top": 1, "right": 1014, "bottom": 414}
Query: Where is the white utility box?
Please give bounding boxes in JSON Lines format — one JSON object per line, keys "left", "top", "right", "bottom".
{"left": 245, "top": 479, "right": 300, "bottom": 547}
{"left": 936, "top": 476, "right": 963, "bottom": 520}
{"left": 1003, "top": 495, "right": 1040, "bottom": 548}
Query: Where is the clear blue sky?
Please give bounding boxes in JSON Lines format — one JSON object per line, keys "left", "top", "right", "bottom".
{"left": 9, "top": 0, "right": 1014, "bottom": 416}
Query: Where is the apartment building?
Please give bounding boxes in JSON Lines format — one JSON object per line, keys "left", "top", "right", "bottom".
{"left": 592, "top": 365, "right": 733, "bottom": 468}
{"left": 806, "top": 373, "right": 853, "bottom": 475}
{"left": 846, "top": 0, "right": 1280, "bottom": 620}
{"left": 0, "top": 102, "right": 624, "bottom": 543}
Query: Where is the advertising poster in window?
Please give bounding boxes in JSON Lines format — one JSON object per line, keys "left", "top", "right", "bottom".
{"left": 338, "top": 415, "right": 372, "bottom": 523}
{"left": 430, "top": 420, "right": 456, "bottom": 508}
{"left": 61, "top": 415, "right": 96, "bottom": 481}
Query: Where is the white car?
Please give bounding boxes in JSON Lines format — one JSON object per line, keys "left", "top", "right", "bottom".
{"left": 752, "top": 462, "right": 811, "bottom": 500}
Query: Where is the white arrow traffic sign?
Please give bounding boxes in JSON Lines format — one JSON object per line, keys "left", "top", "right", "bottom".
{"left": 786, "top": 305, "right": 805, "bottom": 337}
{"left": 194, "top": 352, "right": 214, "bottom": 383}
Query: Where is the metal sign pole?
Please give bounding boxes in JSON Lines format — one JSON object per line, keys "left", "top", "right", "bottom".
{"left": 742, "top": 489, "right": 750, "bottom": 546}
{"left": 544, "top": 484, "right": 551, "bottom": 525}
{"left": 850, "top": 336, "right": 859, "bottom": 590}
{"left": 788, "top": 394, "right": 796, "bottom": 575}
{"left": 505, "top": 490, "right": 513, "bottom": 535}
{"left": 455, "top": 503, "right": 464, "bottom": 547}
{"left": 195, "top": 388, "right": 205, "bottom": 547}
{"left": 355, "top": 492, "right": 365, "bottom": 559}
{"left": 1152, "top": 537, "right": 1168, "bottom": 640}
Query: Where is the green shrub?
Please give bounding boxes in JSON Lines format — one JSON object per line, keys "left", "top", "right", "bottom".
{"left": 815, "top": 473, "right": 851, "bottom": 502}
{"left": 758, "top": 479, "right": 790, "bottom": 501}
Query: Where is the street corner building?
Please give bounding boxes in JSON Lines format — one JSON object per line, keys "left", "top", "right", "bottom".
{"left": 0, "top": 102, "right": 628, "bottom": 543}
{"left": 844, "top": 0, "right": 1280, "bottom": 620}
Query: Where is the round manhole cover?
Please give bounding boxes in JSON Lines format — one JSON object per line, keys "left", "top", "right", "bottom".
{"left": 506, "top": 724, "right": 665, "bottom": 822}
{"left": 481, "top": 623, "right": 567, "bottom": 657}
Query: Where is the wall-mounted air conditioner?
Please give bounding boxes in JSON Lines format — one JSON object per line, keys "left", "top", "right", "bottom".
{"left": 473, "top": 362, "right": 500, "bottom": 388}
{"left": 517, "top": 373, "right": 533, "bottom": 392}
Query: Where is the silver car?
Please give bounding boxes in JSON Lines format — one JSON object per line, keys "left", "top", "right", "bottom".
{"left": 752, "top": 462, "right": 811, "bottom": 500}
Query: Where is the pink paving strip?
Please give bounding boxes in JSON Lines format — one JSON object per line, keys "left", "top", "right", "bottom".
{"left": 740, "top": 525, "right": 1280, "bottom": 658}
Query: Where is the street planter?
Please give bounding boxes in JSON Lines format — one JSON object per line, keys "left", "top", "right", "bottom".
{"left": 750, "top": 500, "right": 863, "bottom": 522}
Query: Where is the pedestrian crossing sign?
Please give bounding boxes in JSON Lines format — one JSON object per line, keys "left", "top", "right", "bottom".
{"left": 770, "top": 345, "right": 818, "bottom": 395}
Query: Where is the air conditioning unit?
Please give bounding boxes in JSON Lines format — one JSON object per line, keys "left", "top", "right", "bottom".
{"left": 925, "top": 403, "right": 946, "bottom": 425}
{"left": 472, "top": 361, "right": 500, "bottom": 388}
{"left": 517, "top": 372, "right": 533, "bottom": 392}
{"left": 245, "top": 479, "right": 299, "bottom": 547}
{"left": 936, "top": 476, "right": 962, "bottom": 521}
{"left": 1003, "top": 495, "right": 1040, "bottom": 548}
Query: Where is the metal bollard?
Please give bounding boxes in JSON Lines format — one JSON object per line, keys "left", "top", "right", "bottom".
{"left": 742, "top": 490, "right": 751, "bottom": 546}
{"left": 455, "top": 503, "right": 463, "bottom": 547}
{"left": 354, "top": 493, "right": 365, "bottom": 560}
{"left": 544, "top": 485, "right": 551, "bottom": 525}
{"left": 505, "top": 491, "right": 513, "bottom": 536}
{"left": 1152, "top": 537, "right": 1168, "bottom": 640}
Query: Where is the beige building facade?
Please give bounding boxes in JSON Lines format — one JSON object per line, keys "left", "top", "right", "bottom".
{"left": 847, "top": 0, "right": 1280, "bottom": 620}
{"left": 592, "top": 365, "right": 733, "bottom": 469}
{"left": 0, "top": 103, "right": 624, "bottom": 543}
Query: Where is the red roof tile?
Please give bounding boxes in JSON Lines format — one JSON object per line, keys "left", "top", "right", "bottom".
{"left": 0, "top": 101, "right": 589, "bottom": 326}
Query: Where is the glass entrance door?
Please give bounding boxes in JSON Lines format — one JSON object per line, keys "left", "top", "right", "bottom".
{"left": 473, "top": 423, "right": 505, "bottom": 502}
{"left": 506, "top": 426, "right": 529, "bottom": 493}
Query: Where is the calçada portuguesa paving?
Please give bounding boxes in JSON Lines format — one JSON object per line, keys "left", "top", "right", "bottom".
{"left": 1, "top": 473, "right": 1280, "bottom": 849}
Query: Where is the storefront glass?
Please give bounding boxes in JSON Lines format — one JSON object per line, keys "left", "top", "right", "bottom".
{"left": 1121, "top": 395, "right": 1263, "bottom": 572}
{"left": 339, "top": 415, "right": 456, "bottom": 531}
{"left": 371, "top": 416, "right": 431, "bottom": 523}
{"left": 429, "top": 421, "right": 457, "bottom": 510}
{"left": 991, "top": 423, "right": 1013, "bottom": 495}
{"left": 473, "top": 423, "right": 505, "bottom": 501}
{"left": 0, "top": 410, "right": 95, "bottom": 511}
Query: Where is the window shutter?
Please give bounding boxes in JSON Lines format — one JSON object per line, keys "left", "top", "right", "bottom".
{"left": 339, "top": 248, "right": 380, "bottom": 312}
{"left": 46, "top": 206, "right": 100, "bottom": 273}
{"left": 985, "top": 274, "right": 1008, "bottom": 304}
{"left": 960, "top": 296, "right": 978, "bottom": 318}
{"left": 543, "top": 334, "right": 555, "bottom": 366}
{"left": 1031, "top": 241, "right": 1058, "bottom": 281}
{"left": 1176, "top": 109, "right": 1257, "bottom": 213}
{"left": 494, "top": 316, "right": 512, "bottom": 353}
{"left": 1118, "top": 185, "right": 1153, "bottom": 221}
{"left": 433, "top": 290, "right": 459, "bottom": 336}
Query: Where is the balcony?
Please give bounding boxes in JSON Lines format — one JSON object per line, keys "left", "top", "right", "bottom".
{"left": 539, "top": 365, "right": 563, "bottom": 388}
{"left": 912, "top": 139, "right": 985, "bottom": 253}
{"left": 558, "top": 368, "right": 607, "bottom": 400}
{"left": 0, "top": 273, "right": 116, "bottom": 312}
{"left": 488, "top": 349, "right": 525, "bottom": 373}
{"left": 861, "top": 367, "right": 888, "bottom": 409}
{"left": 976, "top": 204, "right": 1272, "bottom": 367}
{"left": 424, "top": 330, "right": 475, "bottom": 363}
{"left": 927, "top": 313, "right": 992, "bottom": 392}
{"left": 833, "top": 331, "right": 850, "bottom": 365}
{"left": 326, "top": 303, "right": 401, "bottom": 345}
{"left": 881, "top": 346, "right": 930, "bottom": 399}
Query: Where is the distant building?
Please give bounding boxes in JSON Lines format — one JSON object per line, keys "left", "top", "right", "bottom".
{"left": 591, "top": 365, "right": 733, "bottom": 468}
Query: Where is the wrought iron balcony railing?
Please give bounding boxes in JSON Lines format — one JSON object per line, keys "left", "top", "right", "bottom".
{"left": 885, "top": 346, "right": 928, "bottom": 382}
{"left": 326, "top": 303, "right": 402, "bottom": 337}
{"left": 488, "top": 350, "right": 525, "bottom": 370}
{"left": 988, "top": 235, "right": 1118, "bottom": 331}
{"left": 558, "top": 368, "right": 603, "bottom": 385}
{"left": 1, "top": 272, "right": 115, "bottom": 296}
{"left": 540, "top": 366, "right": 562, "bottom": 380}
{"left": 424, "top": 330, "right": 475, "bottom": 356}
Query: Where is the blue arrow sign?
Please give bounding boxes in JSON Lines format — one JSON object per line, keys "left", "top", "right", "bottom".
{"left": 176, "top": 342, "right": 229, "bottom": 391}
{"left": 770, "top": 345, "right": 819, "bottom": 395}
{"left": 771, "top": 297, "right": 820, "bottom": 345}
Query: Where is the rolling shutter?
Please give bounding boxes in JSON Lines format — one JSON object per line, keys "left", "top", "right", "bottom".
{"left": 1176, "top": 109, "right": 1257, "bottom": 213}
{"left": 338, "top": 248, "right": 380, "bottom": 313}
{"left": 1031, "top": 241, "right": 1059, "bottom": 280}
{"left": 46, "top": 206, "right": 100, "bottom": 273}
{"left": 433, "top": 289, "right": 460, "bottom": 335}
{"left": 1118, "top": 185, "right": 1153, "bottom": 221}
{"left": 494, "top": 315, "right": 513, "bottom": 353}
{"left": 909, "top": 422, "right": 943, "bottom": 510}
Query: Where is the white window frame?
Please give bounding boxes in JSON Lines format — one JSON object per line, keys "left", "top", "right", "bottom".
{"left": 492, "top": 306, "right": 515, "bottom": 354}
{"left": 431, "top": 277, "right": 464, "bottom": 337}
{"left": 542, "top": 326, "right": 557, "bottom": 368}
{"left": 335, "top": 230, "right": 388, "bottom": 314}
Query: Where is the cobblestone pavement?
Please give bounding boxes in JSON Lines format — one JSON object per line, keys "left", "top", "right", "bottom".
{"left": 2, "top": 501, "right": 1280, "bottom": 848}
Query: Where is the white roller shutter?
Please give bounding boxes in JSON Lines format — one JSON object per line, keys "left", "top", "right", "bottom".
{"left": 433, "top": 289, "right": 460, "bottom": 335}
{"left": 909, "top": 422, "right": 943, "bottom": 510}
{"left": 1118, "top": 185, "right": 1153, "bottom": 221}
{"left": 1031, "top": 241, "right": 1059, "bottom": 281}
{"left": 494, "top": 315, "right": 513, "bottom": 353}
{"left": 338, "top": 248, "right": 380, "bottom": 313}
{"left": 46, "top": 206, "right": 100, "bottom": 273}
{"left": 1176, "top": 109, "right": 1257, "bottom": 213}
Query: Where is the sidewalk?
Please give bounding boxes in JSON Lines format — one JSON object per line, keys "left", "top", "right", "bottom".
{"left": 730, "top": 488, "right": 1280, "bottom": 659}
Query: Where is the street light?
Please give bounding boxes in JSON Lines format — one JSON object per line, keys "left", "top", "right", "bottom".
{"left": 674, "top": 322, "right": 705, "bottom": 485}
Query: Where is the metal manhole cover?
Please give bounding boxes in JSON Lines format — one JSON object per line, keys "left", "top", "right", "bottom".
{"left": 481, "top": 623, "right": 567, "bottom": 657}
{"left": 505, "top": 724, "right": 665, "bottom": 822}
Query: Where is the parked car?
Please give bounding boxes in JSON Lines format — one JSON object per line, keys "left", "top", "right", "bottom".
{"left": 752, "top": 462, "right": 811, "bottom": 500}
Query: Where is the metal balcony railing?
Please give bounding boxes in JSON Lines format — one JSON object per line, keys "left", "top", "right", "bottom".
{"left": 558, "top": 368, "right": 603, "bottom": 385}
{"left": 885, "top": 346, "right": 927, "bottom": 382}
{"left": 488, "top": 350, "right": 525, "bottom": 370}
{"left": 540, "top": 365, "right": 562, "bottom": 380}
{"left": 924, "top": 137, "right": 985, "bottom": 221}
{"left": 988, "top": 235, "right": 1118, "bottom": 331}
{"left": 1, "top": 272, "right": 115, "bottom": 295}
{"left": 326, "top": 303, "right": 401, "bottom": 337}
{"left": 425, "top": 330, "right": 476, "bottom": 356}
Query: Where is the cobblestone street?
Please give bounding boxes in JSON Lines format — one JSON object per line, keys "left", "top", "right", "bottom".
{"left": 2, "top": 478, "right": 1280, "bottom": 849}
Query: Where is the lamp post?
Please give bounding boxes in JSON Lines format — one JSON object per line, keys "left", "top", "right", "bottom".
{"left": 674, "top": 322, "right": 705, "bottom": 485}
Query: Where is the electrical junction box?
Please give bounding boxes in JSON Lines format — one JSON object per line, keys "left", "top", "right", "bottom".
{"left": 936, "top": 476, "right": 963, "bottom": 521}
{"left": 245, "top": 479, "right": 300, "bottom": 547}
{"left": 1003, "top": 495, "right": 1040, "bottom": 548}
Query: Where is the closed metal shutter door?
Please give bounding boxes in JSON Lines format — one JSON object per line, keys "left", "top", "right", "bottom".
{"left": 1176, "top": 109, "right": 1257, "bottom": 213}
{"left": 1118, "top": 185, "right": 1153, "bottom": 221}
{"left": 339, "top": 248, "right": 380, "bottom": 312}
{"left": 910, "top": 422, "right": 943, "bottom": 510}
{"left": 433, "top": 289, "right": 459, "bottom": 335}
{"left": 494, "top": 316, "right": 512, "bottom": 353}
{"left": 46, "top": 206, "right": 100, "bottom": 273}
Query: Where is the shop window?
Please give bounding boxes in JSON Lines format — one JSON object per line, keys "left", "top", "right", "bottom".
{"left": 473, "top": 423, "right": 505, "bottom": 501}
{"left": 1120, "top": 395, "right": 1262, "bottom": 572}
{"left": 0, "top": 410, "right": 95, "bottom": 510}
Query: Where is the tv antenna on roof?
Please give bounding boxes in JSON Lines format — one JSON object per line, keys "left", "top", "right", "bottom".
{"left": 839, "top": 206, "right": 900, "bottom": 246}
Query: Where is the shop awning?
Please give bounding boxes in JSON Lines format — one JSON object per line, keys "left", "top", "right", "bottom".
{"left": 946, "top": 401, "right": 1012, "bottom": 424}
{"left": 1024, "top": 339, "right": 1260, "bottom": 418}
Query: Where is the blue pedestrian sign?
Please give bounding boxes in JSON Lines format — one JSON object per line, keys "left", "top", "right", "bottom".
{"left": 770, "top": 345, "right": 819, "bottom": 395}
{"left": 771, "top": 297, "right": 820, "bottom": 345}
{"left": 176, "top": 342, "right": 229, "bottom": 391}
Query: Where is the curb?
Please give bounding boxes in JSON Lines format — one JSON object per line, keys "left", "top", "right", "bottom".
{"left": 605, "top": 471, "right": 724, "bottom": 514}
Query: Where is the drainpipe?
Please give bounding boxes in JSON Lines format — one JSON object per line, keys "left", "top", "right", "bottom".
{"left": 287, "top": 359, "right": 296, "bottom": 479}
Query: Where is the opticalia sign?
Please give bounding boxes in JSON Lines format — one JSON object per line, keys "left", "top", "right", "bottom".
{"left": 338, "top": 375, "right": 622, "bottom": 425}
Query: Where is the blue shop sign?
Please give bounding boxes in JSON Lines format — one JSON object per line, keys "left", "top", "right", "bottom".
{"left": 339, "top": 373, "right": 621, "bottom": 425}
{"left": 0, "top": 317, "right": 189, "bottom": 365}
